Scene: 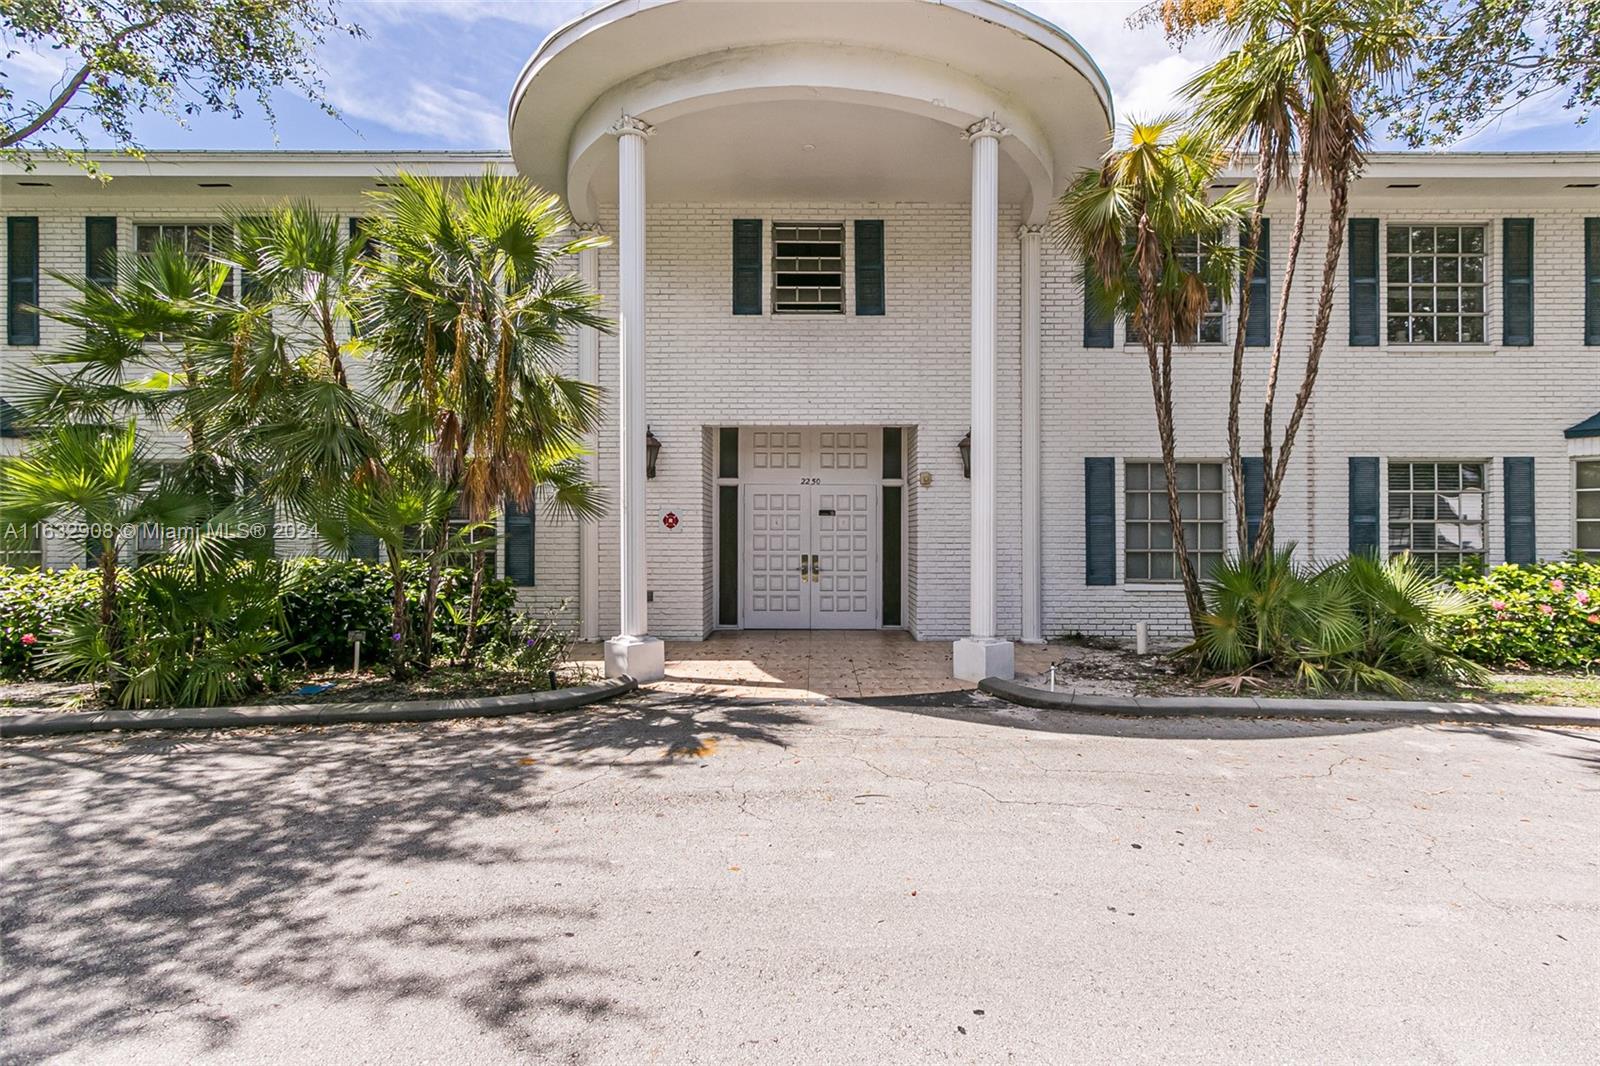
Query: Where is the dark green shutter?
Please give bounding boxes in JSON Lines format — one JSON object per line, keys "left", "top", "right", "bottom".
{"left": 1348, "top": 457, "right": 1380, "bottom": 555}
{"left": 1348, "top": 218, "right": 1379, "bottom": 346}
{"left": 1585, "top": 218, "right": 1600, "bottom": 346}
{"left": 7, "top": 217, "right": 40, "bottom": 346}
{"left": 1083, "top": 266, "right": 1114, "bottom": 348}
{"left": 1501, "top": 218, "right": 1533, "bottom": 346}
{"left": 717, "top": 485, "right": 738, "bottom": 625}
{"left": 504, "top": 497, "right": 535, "bottom": 586}
{"left": 854, "top": 219, "right": 884, "bottom": 316}
{"left": 1242, "top": 219, "right": 1271, "bottom": 347}
{"left": 1085, "top": 457, "right": 1116, "bottom": 585}
{"left": 236, "top": 216, "right": 268, "bottom": 304}
{"left": 85, "top": 217, "right": 117, "bottom": 287}
{"left": 1242, "top": 456, "right": 1266, "bottom": 549}
{"left": 732, "top": 219, "right": 762, "bottom": 315}
{"left": 348, "top": 216, "right": 379, "bottom": 259}
{"left": 1502, "top": 456, "right": 1536, "bottom": 564}
{"left": 882, "top": 485, "right": 902, "bottom": 625}
{"left": 349, "top": 532, "right": 380, "bottom": 562}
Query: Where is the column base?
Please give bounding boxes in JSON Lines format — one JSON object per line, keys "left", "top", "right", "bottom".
{"left": 953, "top": 636, "right": 1015, "bottom": 682}
{"left": 605, "top": 635, "right": 665, "bottom": 682}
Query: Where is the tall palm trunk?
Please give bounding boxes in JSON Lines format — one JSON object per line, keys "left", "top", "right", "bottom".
{"left": 1254, "top": 152, "right": 1313, "bottom": 563}
{"left": 1227, "top": 151, "right": 1273, "bottom": 550}
{"left": 462, "top": 546, "right": 487, "bottom": 665}
{"left": 1147, "top": 336, "right": 1206, "bottom": 630}
{"left": 1135, "top": 211, "right": 1207, "bottom": 631}
{"left": 97, "top": 538, "right": 123, "bottom": 697}
{"left": 1258, "top": 143, "right": 1354, "bottom": 550}
{"left": 386, "top": 544, "right": 411, "bottom": 680}
{"left": 417, "top": 524, "right": 448, "bottom": 668}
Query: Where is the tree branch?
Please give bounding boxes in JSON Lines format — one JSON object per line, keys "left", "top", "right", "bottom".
{"left": 0, "top": 17, "right": 160, "bottom": 149}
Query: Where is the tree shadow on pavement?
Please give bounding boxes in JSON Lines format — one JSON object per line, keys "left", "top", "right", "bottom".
{"left": 851, "top": 690, "right": 1410, "bottom": 742}
{"left": 1455, "top": 723, "right": 1600, "bottom": 775}
{"left": 0, "top": 695, "right": 810, "bottom": 1061}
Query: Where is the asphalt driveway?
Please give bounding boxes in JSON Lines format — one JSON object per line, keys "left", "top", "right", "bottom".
{"left": 3, "top": 691, "right": 1596, "bottom": 1064}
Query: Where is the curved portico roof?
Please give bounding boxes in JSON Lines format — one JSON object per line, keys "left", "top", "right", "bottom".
{"left": 508, "top": 0, "right": 1115, "bottom": 224}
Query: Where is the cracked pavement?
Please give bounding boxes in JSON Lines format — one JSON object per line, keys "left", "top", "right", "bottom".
{"left": 3, "top": 689, "right": 1597, "bottom": 1063}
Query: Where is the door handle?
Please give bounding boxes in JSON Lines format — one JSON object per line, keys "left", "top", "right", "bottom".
{"left": 810, "top": 553, "right": 820, "bottom": 580}
{"left": 799, "top": 555, "right": 810, "bottom": 579}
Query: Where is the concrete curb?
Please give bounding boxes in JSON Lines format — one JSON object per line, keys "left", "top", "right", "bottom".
{"left": 0, "top": 677, "right": 639, "bottom": 739}
{"left": 977, "top": 676, "right": 1600, "bottom": 729}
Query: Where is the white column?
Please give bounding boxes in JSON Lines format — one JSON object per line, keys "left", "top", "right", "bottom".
{"left": 604, "top": 114, "right": 665, "bottom": 681}
{"left": 576, "top": 228, "right": 601, "bottom": 643}
{"left": 1018, "top": 224, "right": 1044, "bottom": 644}
{"left": 954, "top": 116, "right": 1015, "bottom": 682}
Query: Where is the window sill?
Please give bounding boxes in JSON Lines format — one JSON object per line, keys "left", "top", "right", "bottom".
{"left": 1122, "top": 582, "right": 1188, "bottom": 592}
{"left": 1120, "top": 343, "right": 1230, "bottom": 353}
{"left": 1364, "top": 346, "right": 1501, "bottom": 356}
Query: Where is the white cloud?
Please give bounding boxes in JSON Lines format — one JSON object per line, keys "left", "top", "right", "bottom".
{"left": 329, "top": 73, "right": 508, "bottom": 146}
{"left": 1113, "top": 52, "right": 1209, "bottom": 123}
{"left": 348, "top": 0, "right": 590, "bottom": 29}
{"left": 2, "top": 47, "right": 74, "bottom": 93}
{"left": 1016, "top": 0, "right": 1221, "bottom": 128}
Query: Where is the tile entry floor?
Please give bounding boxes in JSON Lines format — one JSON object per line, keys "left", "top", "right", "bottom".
{"left": 567, "top": 629, "right": 1061, "bottom": 700}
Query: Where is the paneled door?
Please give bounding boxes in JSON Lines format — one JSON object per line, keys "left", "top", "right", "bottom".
{"left": 810, "top": 488, "right": 877, "bottom": 628}
{"left": 743, "top": 486, "right": 810, "bottom": 629}
{"left": 741, "top": 483, "right": 878, "bottom": 630}
{"left": 738, "top": 427, "right": 883, "bottom": 630}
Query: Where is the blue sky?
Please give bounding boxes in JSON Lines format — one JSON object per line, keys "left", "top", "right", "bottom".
{"left": 9, "top": 0, "right": 1598, "bottom": 154}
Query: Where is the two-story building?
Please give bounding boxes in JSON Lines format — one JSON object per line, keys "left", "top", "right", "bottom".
{"left": 3, "top": 0, "right": 1598, "bottom": 681}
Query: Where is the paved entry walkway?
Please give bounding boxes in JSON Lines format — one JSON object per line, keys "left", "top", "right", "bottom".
{"left": 568, "top": 630, "right": 1060, "bottom": 700}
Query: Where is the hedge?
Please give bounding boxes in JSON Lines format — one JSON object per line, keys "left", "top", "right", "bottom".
{"left": 1441, "top": 558, "right": 1600, "bottom": 670}
{"left": 0, "top": 559, "right": 520, "bottom": 679}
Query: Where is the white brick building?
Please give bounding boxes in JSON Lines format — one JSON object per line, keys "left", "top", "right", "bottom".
{"left": 3, "top": 0, "right": 1598, "bottom": 681}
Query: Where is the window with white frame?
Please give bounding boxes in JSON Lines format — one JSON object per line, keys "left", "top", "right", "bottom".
{"left": 1387, "top": 460, "right": 1486, "bottom": 571}
{"left": 1127, "top": 234, "right": 1226, "bottom": 345}
{"left": 1385, "top": 224, "right": 1486, "bottom": 344}
{"left": 1577, "top": 459, "right": 1600, "bottom": 556}
{"left": 134, "top": 223, "right": 233, "bottom": 298}
{"left": 1125, "top": 460, "right": 1226, "bottom": 582}
{"left": 771, "top": 223, "right": 844, "bottom": 314}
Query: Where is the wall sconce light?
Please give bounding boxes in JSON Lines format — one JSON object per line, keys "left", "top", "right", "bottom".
{"left": 958, "top": 430, "right": 971, "bottom": 479}
{"left": 646, "top": 427, "right": 661, "bottom": 479}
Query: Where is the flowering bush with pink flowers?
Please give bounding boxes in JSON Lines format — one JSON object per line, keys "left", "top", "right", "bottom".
{"left": 1442, "top": 557, "right": 1600, "bottom": 669}
{"left": 0, "top": 566, "right": 103, "bottom": 678}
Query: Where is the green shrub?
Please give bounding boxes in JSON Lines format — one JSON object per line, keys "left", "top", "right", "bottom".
{"left": 480, "top": 599, "right": 576, "bottom": 687}
{"left": 1190, "top": 547, "right": 1484, "bottom": 694}
{"left": 0, "top": 567, "right": 102, "bottom": 679}
{"left": 45, "top": 559, "right": 289, "bottom": 708}
{"left": 278, "top": 557, "right": 517, "bottom": 668}
{"left": 1, "top": 557, "right": 523, "bottom": 691}
{"left": 1440, "top": 557, "right": 1600, "bottom": 670}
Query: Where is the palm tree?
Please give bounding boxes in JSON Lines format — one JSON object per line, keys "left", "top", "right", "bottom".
{"left": 0, "top": 422, "right": 199, "bottom": 695}
{"left": 332, "top": 449, "right": 454, "bottom": 679}
{"left": 1159, "top": 0, "right": 1419, "bottom": 561}
{"left": 220, "top": 201, "right": 387, "bottom": 519}
{"left": 1053, "top": 119, "right": 1251, "bottom": 629}
{"left": 16, "top": 239, "right": 246, "bottom": 506}
{"left": 357, "top": 171, "right": 610, "bottom": 663}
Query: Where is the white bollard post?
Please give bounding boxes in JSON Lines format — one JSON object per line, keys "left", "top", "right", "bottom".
{"left": 1049, "top": 665, "right": 1056, "bottom": 692}
{"left": 1135, "top": 622, "right": 1149, "bottom": 656}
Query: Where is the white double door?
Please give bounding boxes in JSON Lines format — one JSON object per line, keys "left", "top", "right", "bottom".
{"left": 741, "top": 428, "right": 880, "bottom": 630}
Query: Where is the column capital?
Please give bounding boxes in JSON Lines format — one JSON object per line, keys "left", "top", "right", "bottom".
{"left": 964, "top": 116, "right": 1008, "bottom": 142}
{"left": 574, "top": 221, "right": 606, "bottom": 239}
{"left": 1016, "top": 223, "right": 1045, "bottom": 241}
{"left": 609, "top": 114, "right": 655, "bottom": 139}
